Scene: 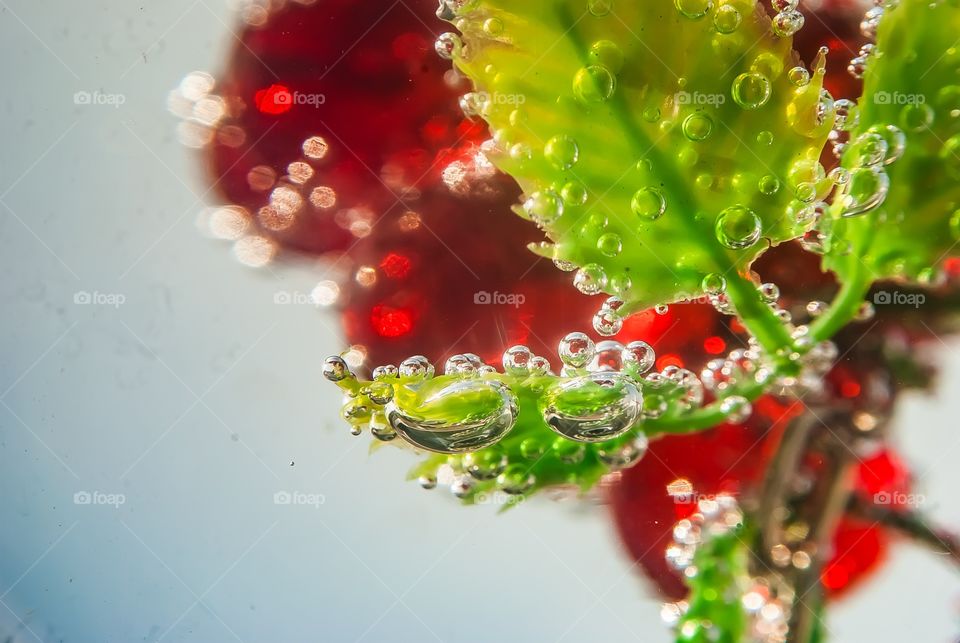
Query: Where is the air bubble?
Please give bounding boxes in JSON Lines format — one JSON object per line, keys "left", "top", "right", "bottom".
{"left": 435, "top": 32, "right": 463, "bottom": 60}
{"left": 840, "top": 167, "right": 889, "bottom": 217}
{"left": 632, "top": 187, "right": 667, "bottom": 220}
{"left": 498, "top": 464, "right": 535, "bottom": 494}
{"left": 399, "top": 355, "right": 434, "bottom": 379}
{"left": 387, "top": 379, "right": 518, "bottom": 453}
{"left": 545, "top": 135, "right": 580, "bottom": 170}
{"left": 523, "top": 190, "right": 564, "bottom": 224}
{"left": 772, "top": 9, "right": 804, "bottom": 37}
{"left": 622, "top": 341, "right": 656, "bottom": 377}
{"left": 589, "top": 340, "right": 625, "bottom": 372}
{"left": 732, "top": 73, "right": 771, "bottom": 110}
{"left": 540, "top": 373, "right": 643, "bottom": 442}
{"left": 715, "top": 205, "right": 761, "bottom": 249}
{"left": 561, "top": 181, "right": 589, "bottom": 206}
{"left": 574, "top": 264, "right": 608, "bottom": 295}
{"left": 759, "top": 174, "right": 781, "bottom": 195}
{"left": 503, "top": 345, "right": 533, "bottom": 376}
{"left": 788, "top": 66, "right": 810, "bottom": 87}
{"left": 559, "top": 332, "right": 596, "bottom": 368}
{"left": 323, "top": 356, "right": 352, "bottom": 382}
{"left": 597, "top": 232, "right": 622, "bottom": 256}
{"left": 464, "top": 449, "right": 508, "bottom": 480}
{"left": 588, "top": 0, "right": 613, "bottom": 16}
{"left": 573, "top": 65, "right": 616, "bottom": 103}
{"left": 674, "top": 0, "right": 713, "bottom": 20}
{"left": 900, "top": 103, "right": 934, "bottom": 132}
{"left": 701, "top": 273, "right": 726, "bottom": 294}
{"left": 682, "top": 113, "right": 714, "bottom": 141}
{"left": 867, "top": 124, "right": 906, "bottom": 165}
{"left": 713, "top": 5, "right": 741, "bottom": 33}
{"left": 720, "top": 396, "right": 752, "bottom": 423}
{"left": 593, "top": 308, "right": 622, "bottom": 336}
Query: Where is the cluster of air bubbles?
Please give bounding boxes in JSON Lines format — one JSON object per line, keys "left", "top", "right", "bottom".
{"left": 848, "top": 42, "right": 875, "bottom": 80}
{"left": 551, "top": 336, "right": 664, "bottom": 438}
{"left": 742, "top": 581, "right": 792, "bottom": 642}
{"left": 847, "top": 0, "right": 890, "bottom": 80}
{"left": 771, "top": 0, "right": 804, "bottom": 37}
{"left": 502, "top": 345, "right": 552, "bottom": 376}
{"left": 836, "top": 126, "right": 903, "bottom": 218}
{"left": 664, "top": 492, "right": 744, "bottom": 574}
{"left": 324, "top": 331, "right": 664, "bottom": 456}
{"left": 766, "top": 326, "right": 840, "bottom": 397}
{"left": 168, "top": 71, "right": 225, "bottom": 149}
{"left": 829, "top": 98, "right": 860, "bottom": 159}
{"left": 701, "top": 347, "right": 760, "bottom": 396}
{"left": 421, "top": 457, "right": 535, "bottom": 500}
{"left": 593, "top": 296, "right": 625, "bottom": 336}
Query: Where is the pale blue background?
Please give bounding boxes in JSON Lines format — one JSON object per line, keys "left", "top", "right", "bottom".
{"left": 0, "top": 1, "right": 958, "bottom": 641}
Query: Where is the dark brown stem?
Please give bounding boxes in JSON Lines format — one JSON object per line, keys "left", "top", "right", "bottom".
{"left": 787, "top": 422, "right": 858, "bottom": 643}
{"left": 758, "top": 413, "right": 818, "bottom": 567}
{"left": 848, "top": 497, "right": 960, "bottom": 568}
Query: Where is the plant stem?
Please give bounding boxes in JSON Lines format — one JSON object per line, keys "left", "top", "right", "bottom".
{"left": 724, "top": 269, "right": 797, "bottom": 361}
{"left": 758, "top": 413, "right": 817, "bottom": 566}
{"left": 848, "top": 498, "right": 960, "bottom": 568}
{"left": 809, "top": 266, "right": 872, "bottom": 343}
{"left": 787, "top": 434, "right": 857, "bottom": 643}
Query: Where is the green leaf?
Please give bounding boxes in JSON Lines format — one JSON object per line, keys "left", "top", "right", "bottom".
{"left": 822, "top": 0, "right": 960, "bottom": 286}
{"left": 445, "top": 0, "right": 833, "bottom": 312}
{"left": 329, "top": 350, "right": 759, "bottom": 502}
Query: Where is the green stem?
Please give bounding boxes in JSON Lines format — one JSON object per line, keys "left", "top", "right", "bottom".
{"left": 809, "top": 265, "right": 872, "bottom": 343}
{"left": 810, "top": 198, "right": 879, "bottom": 343}
{"left": 648, "top": 379, "right": 766, "bottom": 436}
{"left": 724, "top": 269, "right": 797, "bottom": 361}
